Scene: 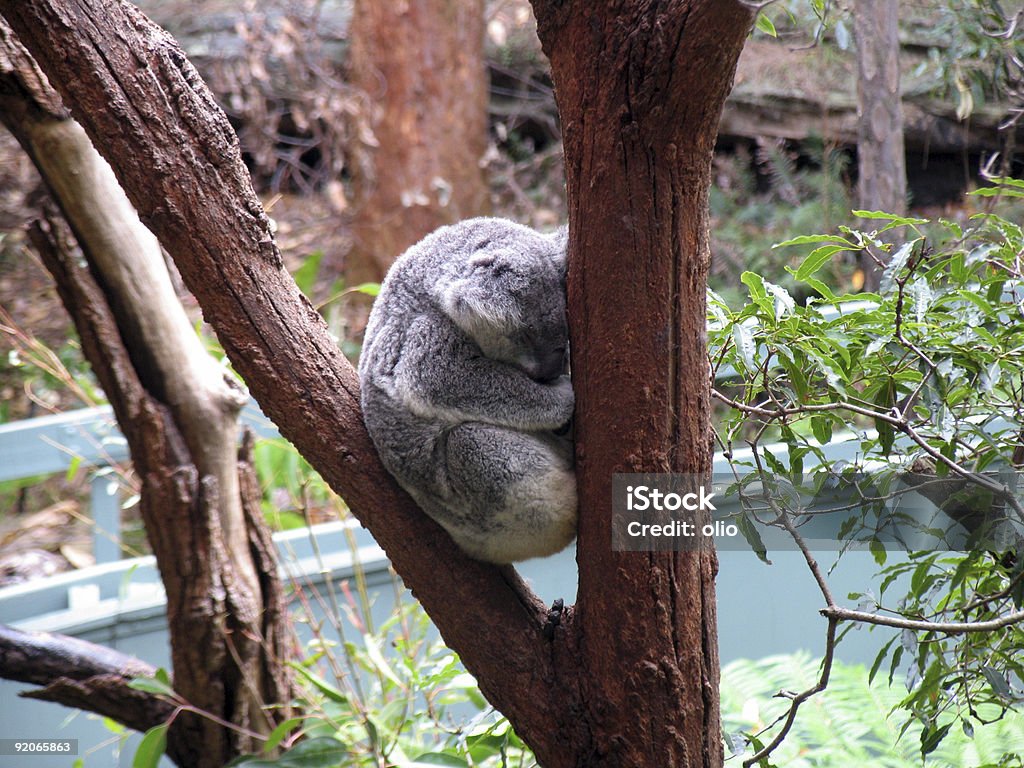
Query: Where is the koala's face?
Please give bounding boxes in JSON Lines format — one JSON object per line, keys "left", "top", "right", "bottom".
{"left": 495, "top": 262, "right": 569, "bottom": 382}
{"left": 441, "top": 223, "right": 569, "bottom": 382}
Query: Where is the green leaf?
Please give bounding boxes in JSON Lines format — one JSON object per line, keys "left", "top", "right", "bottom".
{"left": 970, "top": 180, "right": 1024, "bottom": 199}
{"left": 741, "top": 271, "right": 767, "bottom": 301}
{"left": 879, "top": 241, "right": 916, "bottom": 294}
{"left": 873, "top": 379, "right": 897, "bottom": 457}
{"left": 132, "top": 724, "right": 167, "bottom": 768}
{"left": 760, "top": 447, "right": 787, "bottom": 476}
{"left": 800, "top": 276, "right": 838, "bottom": 302}
{"left": 865, "top": 334, "right": 893, "bottom": 357}
{"left": 128, "top": 674, "right": 176, "bottom": 697}
{"left": 981, "top": 666, "right": 1012, "bottom": 699}
{"left": 263, "top": 717, "right": 305, "bottom": 754}
{"left": 869, "top": 537, "right": 887, "bottom": 566}
{"left": 288, "top": 663, "right": 349, "bottom": 704}
{"left": 755, "top": 12, "right": 777, "bottom": 36}
{"left": 102, "top": 717, "right": 127, "bottom": 735}
{"left": 795, "top": 245, "right": 848, "bottom": 281}
{"left": 852, "top": 210, "right": 930, "bottom": 225}
{"left": 737, "top": 514, "right": 769, "bottom": 564}
{"left": 888, "top": 645, "right": 903, "bottom": 685}
{"left": 363, "top": 633, "right": 405, "bottom": 688}
{"left": 910, "top": 277, "right": 932, "bottom": 322}
{"left": 348, "top": 282, "right": 380, "bottom": 297}
{"left": 811, "top": 415, "right": 833, "bottom": 445}
{"left": 910, "top": 559, "right": 935, "bottom": 596}
{"left": 292, "top": 250, "right": 324, "bottom": 296}
{"left": 764, "top": 280, "right": 796, "bottom": 320}
{"left": 807, "top": 350, "right": 846, "bottom": 392}
{"left": 980, "top": 360, "right": 1001, "bottom": 392}
{"left": 228, "top": 737, "right": 349, "bottom": 767}
{"left": 869, "top": 635, "right": 897, "bottom": 684}
{"left": 775, "top": 234, "right": 848, "bottom": 248}
{"left": 920, "top": 721, "right": 952, "bottom": 757}
{"left": 733, "top": 323, "right": 758, "bottom": 373}
{"left": 408, "top": 754, "right": 471, "bottom": 767}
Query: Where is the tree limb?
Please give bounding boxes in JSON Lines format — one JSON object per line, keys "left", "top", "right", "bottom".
{"left": 0, "top": 624, "right": 175, "bottom": 735}
{"left": 819, "top": 605, "right": 1024, "bottom": 634}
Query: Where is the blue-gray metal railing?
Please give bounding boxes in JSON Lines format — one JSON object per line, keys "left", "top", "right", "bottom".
{"left": 0, "top": 401, "right": 281, "bottom": 563}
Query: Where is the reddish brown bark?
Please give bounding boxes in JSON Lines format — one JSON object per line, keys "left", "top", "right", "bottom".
{"left": 348, "top": 0, "right": 490, "bottom": 283}
{"left": 0, "top": 2, "right": 567, "bottom": 762}
{"left": 532, "top": 2, "right": 753, "bottom": 765}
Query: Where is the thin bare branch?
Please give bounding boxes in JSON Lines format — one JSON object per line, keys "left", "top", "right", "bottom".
{"left": 820, "top": 605, "right": 1024, "bottom": 634}
{"left": 742, "top": 617, "right": 838, "bottom": 767}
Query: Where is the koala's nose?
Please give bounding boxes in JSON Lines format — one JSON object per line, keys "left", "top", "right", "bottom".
{"left": 536, "top": 346, "right": 568, "bottom": 382}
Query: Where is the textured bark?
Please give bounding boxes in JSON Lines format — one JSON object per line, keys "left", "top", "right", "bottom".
{"left": 347, "top": 0, "right": 490, "bottom": 284}
{"left": 531, "top": 2, "right": 753, "bottom": 765}
{"left": 0, "top": 625, "right": 176, "bottom": 738}
{"left": 0, "top": 23, "right": 297, "bottom": 766}
{"left": 854, "top": 0, "right": 907, "bottom": 290}
{"left": 27, "top": 215, "right": 297, "bottom": 767}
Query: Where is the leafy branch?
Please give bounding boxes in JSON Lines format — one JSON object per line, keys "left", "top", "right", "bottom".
{"left": 713, "top": 181, "right": 1024, "bottom": 762}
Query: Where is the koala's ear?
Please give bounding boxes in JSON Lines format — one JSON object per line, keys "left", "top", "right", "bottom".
{"left": 441, "top": 276, "right": 521, "bottom": 334}
{"left": 549, "top": 225, "right": 569, "bottom": 269}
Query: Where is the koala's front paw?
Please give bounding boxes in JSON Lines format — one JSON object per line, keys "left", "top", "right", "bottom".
{"left": 548, "top": 375, "right": 575, "bottom": 427}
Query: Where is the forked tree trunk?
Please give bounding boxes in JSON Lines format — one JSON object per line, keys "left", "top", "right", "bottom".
{"left": 347, "top": 0, "right": 490, "bottom": 285}
{"left": 0, "top": 2, "right": 753, "bottom": 766}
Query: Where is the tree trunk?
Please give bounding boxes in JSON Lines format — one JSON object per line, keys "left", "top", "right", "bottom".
{"left": 0, "top": 22, "right": 296, "bottom": 766}
{"left": 347, "top": 0, "right": 490, "bottom": 285}
{"left": 531, "top": 2, "right": 753, "bottom": 764}
{"left": 854, "top": 0, "right": 907, "bottom": 290}
{"left": 0, "top": 2, "right": 753, "bottom": 766}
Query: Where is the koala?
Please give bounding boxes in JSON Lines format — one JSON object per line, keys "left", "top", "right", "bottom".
{"left": 358, "top": 217, "right": 577, "bottom": 564}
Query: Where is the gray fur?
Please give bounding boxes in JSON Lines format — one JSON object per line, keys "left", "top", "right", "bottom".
{"left": 359, "top": 217, "right": 577, "bottom": 563}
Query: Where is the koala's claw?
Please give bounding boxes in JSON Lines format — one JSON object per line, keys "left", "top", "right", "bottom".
{"left": 542, "top": 598, "right": 565, "bottom": 640}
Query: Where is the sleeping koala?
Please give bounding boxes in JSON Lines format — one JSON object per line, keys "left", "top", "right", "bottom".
{"left": 358, "top": 217, "right": 577, "bottom": 564}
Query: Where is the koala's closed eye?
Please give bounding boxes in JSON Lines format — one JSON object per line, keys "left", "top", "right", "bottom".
{"left": 468, "top": 250, "right": 496, "bottom": 268}
{"left": 359, "top": 217, "right": 578, "bottom": 564}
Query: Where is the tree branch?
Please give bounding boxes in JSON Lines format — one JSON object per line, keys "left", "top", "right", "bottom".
{"left": 742, "top": 617, "right": 838, "bottom": 768}
{"left": 819, "top": 605, "right": 1024, "bottom": 634}
{"left": 0, "top": 624, "right": 174, "bottom": 734}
